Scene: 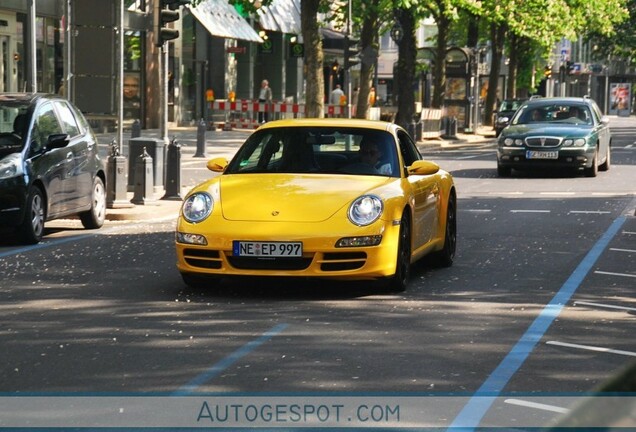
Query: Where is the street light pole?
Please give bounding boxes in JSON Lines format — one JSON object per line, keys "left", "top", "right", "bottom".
{"left": 345, "top": 0, "right": 352, "bottom": 118}
{"left": 160, "top": 44, "right": 169, "bottom": 148}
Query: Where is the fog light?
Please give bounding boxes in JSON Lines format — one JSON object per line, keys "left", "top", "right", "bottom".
{"left": 176, "top": 232, "right": 208, "bottom": 245}
{"left": 336, "top": 235, "right": 382, "bottom": 247}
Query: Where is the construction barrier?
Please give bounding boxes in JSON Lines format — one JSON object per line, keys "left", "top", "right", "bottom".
{"left": 211, "top": 100, "right": 307, "bottom": 130}
{"left": 420, "top": 108, "right": 443, "bottom": 139}
{"left": 211, "top": 100, "right": 394, "bottom": 130}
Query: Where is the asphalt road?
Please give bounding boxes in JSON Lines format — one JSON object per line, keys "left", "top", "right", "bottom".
{"left": 0, "top": 117, "right": 634, "bottom": 430}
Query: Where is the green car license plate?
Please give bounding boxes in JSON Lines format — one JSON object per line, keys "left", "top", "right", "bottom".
{"left": 233, "top": 241, "right": 303, "bottom": 257}
{"left": 526, "top": 150, "right": 558, "bottom": 160}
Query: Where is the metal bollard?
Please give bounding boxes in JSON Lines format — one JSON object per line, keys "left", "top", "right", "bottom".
{"left": 130, "top": 147, "right": 154, "bottom": 205}
{"left": 162, "top": 138, "right": 182, "bottom": 201}
{"left": 407, "top": 121, "right": 416, "bottom": 141}
{"left": 106, "top": 140, "right": 132, "bottom": 208}
{"left": 194, "top": 118, "right": 207, "bottom": 158}
{"left": 131, "top": 119, "right": 141, "bottom": 138}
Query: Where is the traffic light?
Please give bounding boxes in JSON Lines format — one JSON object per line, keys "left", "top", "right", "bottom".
{"left": 344, "top": 36, "right": 360, "bottom": 70}
{"left": 543, "top": 65, "right": 552, "bottom": 79}
{"left": 154, "top": 0, "right": 190, "bottom": 47}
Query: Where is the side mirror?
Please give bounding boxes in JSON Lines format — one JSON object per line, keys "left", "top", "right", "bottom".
{"left": 408, "top": 160, "right": 440, "bottom": 176}
{"left": 46, "top": 133, "right": 70, "bottom": 150}
{"left": 600, "top": 116, "right": 610, "bottom": 125}
{"left": 207, "top": 157, "right": 229, "bottom": 172}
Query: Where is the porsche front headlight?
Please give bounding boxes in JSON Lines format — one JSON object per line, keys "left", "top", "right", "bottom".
{"left": 348, "top": 195, "right": 383, "bottom": 226}
{"left": 182, "top": 192, "right": 213, "bottom": 223}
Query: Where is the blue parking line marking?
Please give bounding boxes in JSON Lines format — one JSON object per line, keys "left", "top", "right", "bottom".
{"left": 173, "top": 323, "right": 289, "bottom": 396}
{"left": 448, "top": 216, "right": 626, "bottom": 431}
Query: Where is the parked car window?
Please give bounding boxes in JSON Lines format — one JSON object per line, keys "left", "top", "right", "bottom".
{"left": 30, "top": 103, "right": 63, "bottom": 155}
{"left": 54, "top": 101, "right": 81, "bottom": 138}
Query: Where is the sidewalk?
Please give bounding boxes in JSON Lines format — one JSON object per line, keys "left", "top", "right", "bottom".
{"left": 102, "top": 124, "right": 496, "bottom": 223}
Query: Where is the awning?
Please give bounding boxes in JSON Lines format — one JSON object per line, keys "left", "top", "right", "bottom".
{"left": 256, "top": 0, "right": 301, "bottom": 35}
{"left": 187, "top": 0, "right": 263, "bottom": 43}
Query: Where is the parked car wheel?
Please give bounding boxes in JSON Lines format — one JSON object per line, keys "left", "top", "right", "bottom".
{"left": 80, "top": 176, "right": 106, "bottom": 229}
{"left": 19, "top": 187, "right": 45, "bottom": 244}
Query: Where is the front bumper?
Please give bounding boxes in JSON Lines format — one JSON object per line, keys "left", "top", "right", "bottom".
{"left": 497, "top": 146, "right": 595, "bottom": 171}
{"left": 0, "top": 178, "right": 27, "bottom": 226}
{"left": 175, "top": 217, "right": 402, "bottom": 280}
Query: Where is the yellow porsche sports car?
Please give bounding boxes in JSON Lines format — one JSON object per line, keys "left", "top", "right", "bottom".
{"left": 176, "top": 118, "right": 456, "bottom": 292}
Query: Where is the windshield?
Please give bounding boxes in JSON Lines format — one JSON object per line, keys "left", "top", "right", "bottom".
{"left": 0, "top": 101, "right": 30, "bottom": 157}
{"left": 512, "top": 104, "right": 592, "bottom": 126}
{"left": 225, "top": 127, "right": 400, "bottom": 177}
{"left": 499, "top": 100, "right": 525, "bottom": 112}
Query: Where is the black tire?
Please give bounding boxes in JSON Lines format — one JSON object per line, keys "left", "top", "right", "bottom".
{"left": 384, "top": 214, "right": 411, "bottom": 293}
{"left": 19, "top": 187, "right": 46, "bottom": 244}
{"left": 598, "top": 144, "right": 611, "bottom": 172}
{"left": 181, "top": 273, "right": 220, "bottom": 289}
{"left": 584, "top": 148, "right": 598, "bottom": 177}
{"left": 497, "top": 164, "right": 511, "bottom": 177}
{"left": 79, "top": 176, "right": 106, "bottom": 229}
{"left": 433, "top": 193, "right": 457, "bottom": 267}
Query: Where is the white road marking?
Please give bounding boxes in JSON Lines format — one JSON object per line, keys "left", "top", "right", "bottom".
{"left": 623, "top": 231, "right": 636, "bottom": 235}
{"left": 456, "top": 154, "right": 483, "bottom": 159}
{"left": 594, "top": 270, "right": 636, "bottom": 278}
{"left": 510, "top": 210, "right": 551, "bottom": 213}
{"left": 610, "top": 247, "right": 636, "bottom": 253}
{"left": 568, "top": 210, "right": 611, "bottom": 215}
{"left": 540, "top": 192, "right": 576, "bottom": 196}
{"left": 504, "top": 398, "right": 569, "bottom": 414}
{"left": 574, "top": 300, "right": 636, "bottom": 312}
{"left": 464, "top": 209, "right": 492, "bottom": 213}
{"left": 546, "top": 341, "right": 636, "bottom": 357}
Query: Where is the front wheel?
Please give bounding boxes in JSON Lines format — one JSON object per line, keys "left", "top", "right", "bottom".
{"left": 432, "top": 193, "right": 457, "bottom": 267}
{"left": 497, "top": 163, "right": 511, "bottom": 177}
{"left": 598, "top": 144, "right": 611, "bottom": 172}
{"left": 79, "top": 176, "right": 106, "bottom": 229}
{"left": 584, "top": 148, "right": 598, "bottom": 177}
{"left": 384, "top": 215, "right": 411, "bottom": 293}
{"left": 19, "top": 187, "right": 46, "bottom": 244}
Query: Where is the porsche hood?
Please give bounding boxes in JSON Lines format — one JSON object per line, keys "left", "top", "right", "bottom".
{"left": 217, "top": 174, "right": 393, "bottom": 222}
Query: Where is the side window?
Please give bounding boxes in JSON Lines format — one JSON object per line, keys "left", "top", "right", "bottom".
{"left": 397, "top": 130, "right": 421, "bottom": 168}
{"left": 54, "top": 101, "right": 81, "bottom": 138}
{"left": 29, "top": 103, "right": 63, "bottom": 155}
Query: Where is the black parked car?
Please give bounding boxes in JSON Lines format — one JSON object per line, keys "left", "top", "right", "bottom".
{"left": 494, "top": 98, "right": 527, "bottom": 136}
{"left": 0, "top": 93, "right": 106, "bottom": 243}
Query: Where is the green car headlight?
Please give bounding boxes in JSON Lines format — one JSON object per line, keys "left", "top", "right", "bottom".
{"left": 573, "top": 138, "right": 587, "bottom": 147}
{"left": 182, "top": 192, "right": 213, "bottom": 223}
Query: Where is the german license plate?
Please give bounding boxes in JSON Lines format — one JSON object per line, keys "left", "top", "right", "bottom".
{"left": 526, "top": 150, "right": 558, "bottom": 160}
{"left": 233, "top": 241, "right": 303, "bottom": 257}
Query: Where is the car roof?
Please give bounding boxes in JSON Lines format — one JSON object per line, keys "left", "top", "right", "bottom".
{"left": 0, "top": 92, "right": 65, "bottom": 106}
{"left": 257, "top": 118, "right": 399, "bottom": 133}
{"left": 524, "top": 96, "right": 595, "bottom": 106}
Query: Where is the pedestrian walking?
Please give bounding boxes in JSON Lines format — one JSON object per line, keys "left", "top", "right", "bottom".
{"left": 258, "top": 79, "right": 273, "bottom": 123}
{"left": 330, "top": 84, "right": 345, "bottom": 117}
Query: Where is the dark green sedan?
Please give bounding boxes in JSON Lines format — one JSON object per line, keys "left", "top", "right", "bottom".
{"left": 496, "top": 96, "right": 611, "bottom": 177}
